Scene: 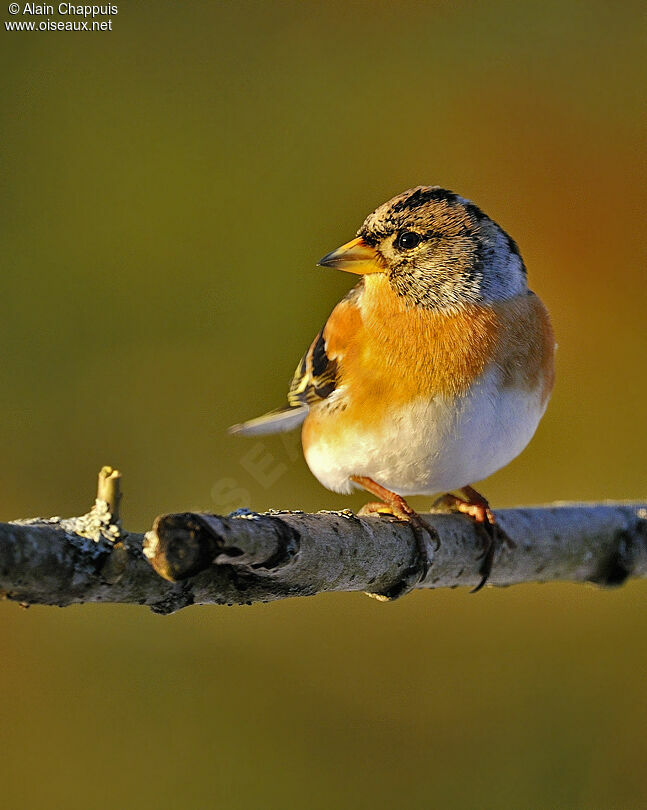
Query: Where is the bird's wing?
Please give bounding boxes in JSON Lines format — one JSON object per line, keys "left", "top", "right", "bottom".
{"left": 287, "top": 328, "right": 339, "bottom": 407}
{"left": 230, "top": 285, "right": 361, "bottom": 436}
{"left": 288, "top": 281, "right": 365, "bottom": 407}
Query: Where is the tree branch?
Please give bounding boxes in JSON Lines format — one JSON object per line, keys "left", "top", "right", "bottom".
{"left": 1, "top": 469, "right": 645, "bottom": 614}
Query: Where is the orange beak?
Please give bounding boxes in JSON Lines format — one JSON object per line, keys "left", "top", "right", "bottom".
{"left": 317, "top": 236, "right": 383, "bottom": 275}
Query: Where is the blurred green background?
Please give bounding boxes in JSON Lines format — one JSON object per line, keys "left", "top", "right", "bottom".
{"left": 1, "top": 1, "right": 646, "bottom": 808}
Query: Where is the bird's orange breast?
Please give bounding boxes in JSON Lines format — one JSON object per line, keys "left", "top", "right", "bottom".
{"left": 304, "top": 275, "right": 554, "bottom": 444}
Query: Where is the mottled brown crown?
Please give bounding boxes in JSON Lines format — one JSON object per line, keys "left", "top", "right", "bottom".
{"left": 358, "top": 186, "right": 527, "bottom": 308}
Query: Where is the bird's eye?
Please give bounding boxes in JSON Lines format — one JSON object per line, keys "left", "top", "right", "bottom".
{"left": 396, "top": 230, "right": 421, "bottom": 250}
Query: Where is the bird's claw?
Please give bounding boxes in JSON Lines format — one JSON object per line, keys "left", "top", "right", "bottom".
{"left": 358, "top": 501, "right": 438, "bottom": 600}
{"left": 432, "top": 487, "right": 515, "bottom": 592}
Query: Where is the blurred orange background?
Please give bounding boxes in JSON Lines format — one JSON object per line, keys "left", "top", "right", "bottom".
{"left": 1, "top": 1, "right": 645, "bottom": 808}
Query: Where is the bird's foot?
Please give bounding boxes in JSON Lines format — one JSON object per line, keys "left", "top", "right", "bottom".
{"left": 432, "top": 486, "right": 515, "bottom": 593}
{"left": 351, "top": 476, "right": 439, "bottom": 601}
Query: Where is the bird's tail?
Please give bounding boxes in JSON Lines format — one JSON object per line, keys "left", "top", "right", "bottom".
{"left": 228, "top": 404, "right": 308, "bottom": 437}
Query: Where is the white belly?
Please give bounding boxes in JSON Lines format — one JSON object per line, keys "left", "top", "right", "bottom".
{"left": 303, "top": 367, "right": 548, "bottom": 495}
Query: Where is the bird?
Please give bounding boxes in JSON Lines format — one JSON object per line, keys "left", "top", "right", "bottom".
{"left": 230, "top": 186, "right": 555, "bottom": 597}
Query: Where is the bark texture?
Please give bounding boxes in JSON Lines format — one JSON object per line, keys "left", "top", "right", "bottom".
{"left": 0, "top": 469, "right": 645, "bottom": 614}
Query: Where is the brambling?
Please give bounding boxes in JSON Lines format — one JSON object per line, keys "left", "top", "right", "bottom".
{"left": 231, "top": 186, "right": 555, "bottom": 596}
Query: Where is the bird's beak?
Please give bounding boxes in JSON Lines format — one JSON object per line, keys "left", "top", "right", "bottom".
{"left": 317, "top": 236, "right": 383, "bottom": 275}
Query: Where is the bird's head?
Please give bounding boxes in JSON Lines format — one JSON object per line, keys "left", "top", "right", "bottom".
{"left": 318, "top": 186, "right": 528, "bottom": 309}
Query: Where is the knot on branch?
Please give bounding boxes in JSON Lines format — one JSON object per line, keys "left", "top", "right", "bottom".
{"left": 588, "top": 509, "right": 647, "bottom": 587}
{"left": 143, "top": 511, "right": 300, "bottom": 582}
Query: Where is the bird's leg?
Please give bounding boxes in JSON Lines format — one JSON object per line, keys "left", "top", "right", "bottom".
{"left": 432, "top": 485, "right": 515, "bottom": 593}
{"left": 351, "top": 475, "right": 438, "bottom": 601}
